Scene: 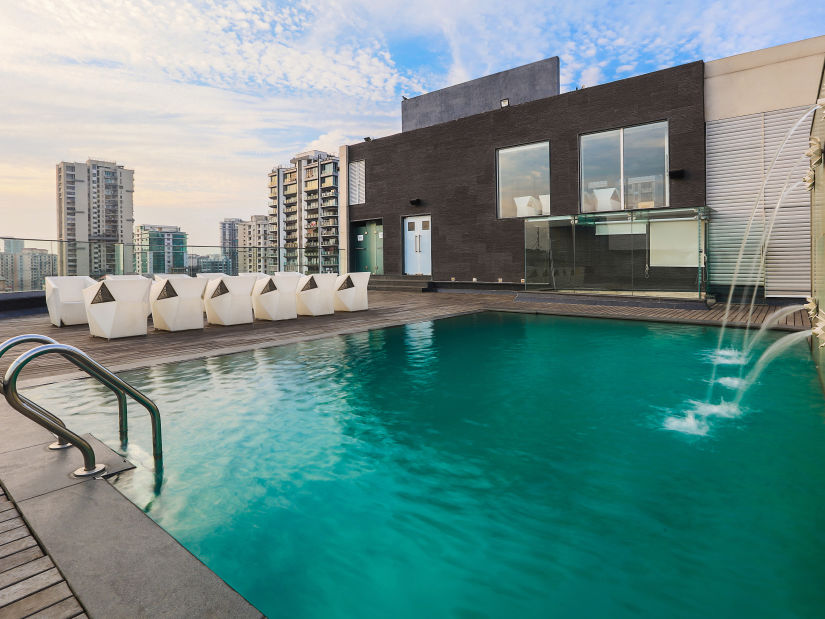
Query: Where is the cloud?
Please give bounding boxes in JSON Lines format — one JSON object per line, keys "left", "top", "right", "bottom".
{"left": 0, "top": 0, "right": 820, "bottom": 244}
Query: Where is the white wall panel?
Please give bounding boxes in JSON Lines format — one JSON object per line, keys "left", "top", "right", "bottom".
{"left": 706, "top": 105, "right": 812, "bottom": 296}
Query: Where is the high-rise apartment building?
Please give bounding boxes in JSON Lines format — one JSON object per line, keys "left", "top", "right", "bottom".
{"left": 237, "top": 215, "right": 275, "bottom": 273}
{"left": 268, "top": 150, "right": 341, "bottom": 274}
{"left": 219, "top": 218, "right": 243, "bottom": 275}
{"left": 56, "top": 159, "right": 134, "bottom": 277}
{"left": 134, "top": 225, "right": 188, "bottom": 275}
{"left": 0, "top": 246, "right": 57, "bottom": 292}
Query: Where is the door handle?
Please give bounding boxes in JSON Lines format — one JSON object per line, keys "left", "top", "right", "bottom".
{"left": 415, "top": 234, "right": 420, "bottom": 253}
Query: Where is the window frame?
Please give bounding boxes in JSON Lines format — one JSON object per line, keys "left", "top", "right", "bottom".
{"left": 578, "top": 120, "right": 669, "bottom": 213}
{"left": 495, "top": 139, "right": 552, "bottom": 220}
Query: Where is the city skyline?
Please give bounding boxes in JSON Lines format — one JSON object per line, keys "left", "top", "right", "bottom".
{"left": 0, "top": 0, "right": 822, "bottom": 244}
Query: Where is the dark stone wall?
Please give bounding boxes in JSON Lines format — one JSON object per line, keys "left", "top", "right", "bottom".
{"left": 401, "top": 57, "right": 560, "bottom": 132}
{"left": 348, "top": 61, "right": 706, "bottom": 282}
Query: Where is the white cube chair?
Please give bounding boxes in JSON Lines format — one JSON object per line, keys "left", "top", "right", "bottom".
{"left": 82, "top": 278, "right": 151, "bottom": 339}
{"left": 333, "top": 273, "right": 370, "bottom": 312}
{"left": 152, "top": 274, "right": 191, "bottom": 281}
{"left": 105, "top": 275, "right": 151, "bottom": 316}
{"left": 252, "top": 273, "right": 300, "bottom": 321}
{"left": 296, "top": 273, "right": 337, "bottom": 316}
{"left": 203, "top": 276, "right": 255, "bottom": 326}
{"left": 150, "top": 276, "right": 207, "bottom": 332}
{"left": 45, "top": 276, "right": 96, "bottom": 327}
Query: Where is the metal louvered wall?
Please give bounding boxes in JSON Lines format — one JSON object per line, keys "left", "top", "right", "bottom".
{"left": 707, "top": 105, "right": 812, "bottom": 297}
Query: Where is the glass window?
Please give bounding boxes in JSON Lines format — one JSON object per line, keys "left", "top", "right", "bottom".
{"left": 581, "top": 130, "right": 621, "bottom": 212}
{"left": 580, "top": 121, "right": 668, "bottom": 212}
{"left": 497, "top": 142, "right": 550, "bottom": 218}
{"left": 623, "top": 122, "right": 667, "bottom": 209}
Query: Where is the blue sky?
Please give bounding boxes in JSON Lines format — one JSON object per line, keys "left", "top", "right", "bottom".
{"left": 0, "top": 0, "right": 821, "bottom": 244}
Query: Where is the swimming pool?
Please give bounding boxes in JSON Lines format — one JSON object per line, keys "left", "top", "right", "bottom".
{"left": 26, "top": 313, "right": 825, "bottom": 618}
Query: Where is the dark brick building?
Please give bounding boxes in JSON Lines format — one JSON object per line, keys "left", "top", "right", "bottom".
{"left": 344, "top": 61, "right": 706, "bottom": 289}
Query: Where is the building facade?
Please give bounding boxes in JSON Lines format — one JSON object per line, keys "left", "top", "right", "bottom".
{"left": 56, "top": 159, "right": 134, "bottom": 277}
{"left": 134, "top": 225, "right": 188, "bottom": 275}
{"left": 0, "top": 243, "right": 57, "bottom": 292}
{"left": 237, "top": 214, "right": 275, "bottom": 273}
{"left": 344, "top": 62, "right": 706, "bottom": 293}
{"left": 219, "top": 218, "right": 243, "bottom": 275}
{"left": 269, "top": 151, "right": 341, "bottom": 274}
{"left": 342, "top": 36, "right": 825, "bottom": 300}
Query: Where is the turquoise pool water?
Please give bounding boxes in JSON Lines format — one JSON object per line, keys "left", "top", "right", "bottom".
{"left": 27, "top": 313, "right": 825, "bottom": 618}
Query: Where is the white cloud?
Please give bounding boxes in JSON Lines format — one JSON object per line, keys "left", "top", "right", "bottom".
{"left": 0, "top": 0, "right": 819, "bottom": 244}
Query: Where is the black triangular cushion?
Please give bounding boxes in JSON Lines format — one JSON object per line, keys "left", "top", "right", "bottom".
{"left": 91, "top": 282, "right": 115, "bottom": 304}
{"left": 301, "top": 276, "right": 317, "bottom": 292}
{"left": 157, "top": 280, "right": 178, "bottom": 300}
{"left": 211, "top": 280, "right": 229, "bottom": 298}
{"left": 338, "top": 275, "right": 354, "bottom": 291}
{"left": 262, "top": 278, "right": 277, "bottom": 294}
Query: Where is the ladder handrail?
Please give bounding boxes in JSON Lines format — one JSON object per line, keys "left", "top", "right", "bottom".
{"left": 0, "top": 335, "right": 70, "bottom": 444}
{"left": 0, "top": 335, "right": 129, "bottom": 448}
{"left": 3, "top": 343, "right": 163, "bottom": 470}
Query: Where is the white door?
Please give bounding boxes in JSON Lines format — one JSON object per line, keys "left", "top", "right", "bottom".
{"left": 404, "top": 216, "right": 431, "bottom": 275}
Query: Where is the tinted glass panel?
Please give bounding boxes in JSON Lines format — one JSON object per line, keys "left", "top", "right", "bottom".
{"left": 624, "top": 122, "right": 667, "bottom": 209}
{"left": 497, "top": 142, "right": 550, "bottom": 218}
{"left": 581, "top": 130, "right": 621, "bottom": 213}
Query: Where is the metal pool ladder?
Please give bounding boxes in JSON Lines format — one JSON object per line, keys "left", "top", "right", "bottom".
{"left": 0, "top": 334, "right": 162, "bottom": 478}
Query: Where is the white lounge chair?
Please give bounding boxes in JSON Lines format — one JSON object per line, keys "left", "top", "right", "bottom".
{"left": 150, "top": 276, "right": 207, "bottom": 332}
{"left": 203, "top": 276, "right": 255, "bottom": 326}
{"left": 296, "top": 273, "right": 337, "bottom": 316}
{"left": 83, "top": 278, "right": 151, "bottom": 339}
{"left": 333, "top": 272, "right": 370, "bottom": 312}
{"left": 45, "top": 276, "right": 96, "bottom": 327}
{"left": 252, "top": 272, "right": 300, "bottom": 321}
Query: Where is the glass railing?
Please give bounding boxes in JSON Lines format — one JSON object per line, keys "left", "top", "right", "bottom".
{"left": 0, "top": 238, "right": 345, "bottom": 293}
{"left": 524, "top": 206, "right": 709, "bottom": 298}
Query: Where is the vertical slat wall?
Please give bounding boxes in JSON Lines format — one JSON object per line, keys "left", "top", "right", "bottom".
{"left": 348, "top": 160, "right": 365, "bottom": 205}
{"left": 707, "top": 105, "right": 812, "bottom": 296}
{"left": 707, "top": 113, "right": 765, "bottom": 288}
{"left": 763, "top": 106, "right": 812, "bottom": 297}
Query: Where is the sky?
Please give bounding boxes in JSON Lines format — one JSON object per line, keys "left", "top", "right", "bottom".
{"left": 0, "top": 0, "right": 821, "bottom": 245}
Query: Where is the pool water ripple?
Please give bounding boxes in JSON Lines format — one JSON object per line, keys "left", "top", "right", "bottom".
{"left": 24, "top": 313, "right": 825, "bottom": 618}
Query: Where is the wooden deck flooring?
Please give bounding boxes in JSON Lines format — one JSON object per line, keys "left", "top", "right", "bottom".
{"left": 0, "top": 486, "right": 86, "bottom": 619}
{"left": 0, "top": 291, "right": 810, "bottom": 386}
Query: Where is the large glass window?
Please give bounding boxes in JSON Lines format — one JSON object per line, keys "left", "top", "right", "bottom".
{"left": 580, "top": 121, "right": 668, "bottom": 212}
{"left": 497, "top": 142, "right": 550, "bottom": 218}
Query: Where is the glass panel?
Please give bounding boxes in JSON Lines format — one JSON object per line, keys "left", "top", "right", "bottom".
{"left": 497, "top": 142, "right": 550, "bottom": 218}
{"left": 623, "top": 122, "right": 667, "bottom": 209}
{"left": 574, "top": 212, "right": 639, "bottom": 290}
{"left": 408, "top": 221, "right": 415, "bottom": 231}
{"left": 422, "top": 220, "right": 430, "bottom": 230}
{"left": 630, "top": 209, "right": 702, "bottom": 294}
{"left": 581, "top": 130, "right": 621, "bottom": 212}
{"left": 525, "top": 218, "right": 575, "bottom": 290}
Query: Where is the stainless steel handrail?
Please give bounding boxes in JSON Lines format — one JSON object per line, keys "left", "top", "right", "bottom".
{"left": 0, "top": 334, "right": 71, "bottom": 448}
{"left": 2, "top": 342, "right": 163, "bottom": 475}
{"left": 0, "top": 334, "right": 129, "bottom": 449}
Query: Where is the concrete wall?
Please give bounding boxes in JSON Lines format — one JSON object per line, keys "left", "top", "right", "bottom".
{"left": 349, "top": 62, "right": 706, "bottom": 283}
{"left": 705, "top": 35, "right": 825, "bottom": 121}
{"left": 401, "top": 57, "right": 560, "bottom": 132}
